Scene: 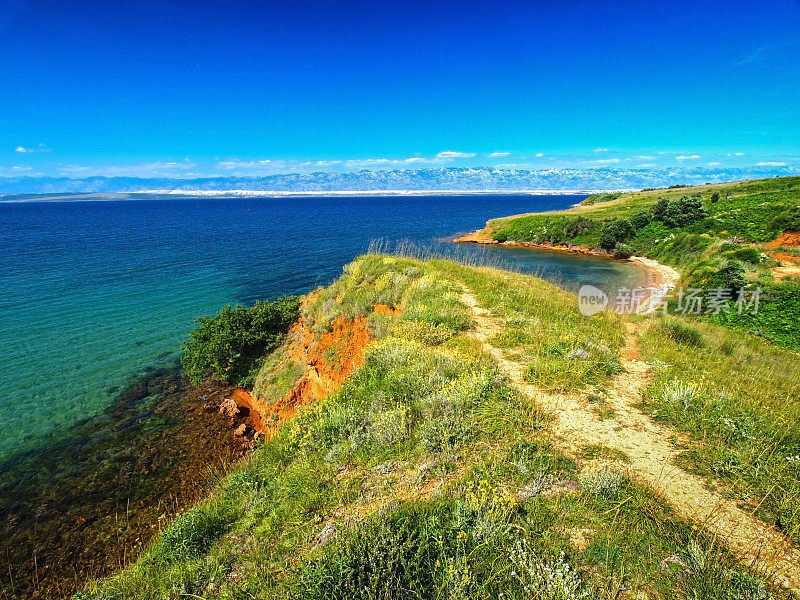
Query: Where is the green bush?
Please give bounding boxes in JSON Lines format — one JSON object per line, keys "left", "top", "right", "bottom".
{"left": 710, "top": 282, "right": 800, "bottom": 348}
{"left": 631, "top": 211, "right": 652, "bottom": 230}
{"left": 580, "top": 470, "right": 624, "bottom": 499}
{"left": 393, "top": 318, "right": 455, "bottom": 345}
{"left": 712, "top": 259, "right": 748, "bottom": 293}
{"left": 182, "top": 296, "right": 300, "bottom": 387}
{"left": 565, "top": 216, "right": 596, "bottom": 237}
{"left": 599, "top": 219, "right": 635, "bottom": 251}
{"left": 653, "top": 195, "right": 708, "bottom": 228}
{"left": 613, "top": 243, "right": 633, "bottom": 258}
{"left": 657, "top": 318, "right": 705, "bottom": 347}
{"left": 721, "top": 246, "right": 763, "bottom": 265}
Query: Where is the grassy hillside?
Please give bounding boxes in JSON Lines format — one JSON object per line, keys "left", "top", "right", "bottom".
{"left": 77, "top": 254, "right": 799, "bottom": 599}
{"left": 638, "top": 316, "right": 800, "bottom": 546}
{"left": 485, "top": 176, "right": 800, "bottom": 347}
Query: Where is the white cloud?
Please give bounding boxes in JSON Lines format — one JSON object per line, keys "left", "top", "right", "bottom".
{"left": 707, "top": 161, "right": 722, "bottom": 167}
{"left": 217, "top": 159, "right": 273, "bottom": 170}
{"left": 726, "top": 152, "right": 745, "bottom": 157}
{"left": 0, "top": 165, "right": 45, "bottom": 177}
{"left": 593, "top": 158, "right": 621, "bottom": 165}
{"left": 736, "top": 40, "right": 800, "bottom": 66}
{"left": 14, "top": 144, "right": 49, "bottom": 154}
{"left": 344, "top": 158, "right": 397, "bottom": 167}
{"left": 404, "top": 157, "right": 425, "bottom": 163}
{"left": 59, "top": 160, "right": 197, "bottom": 178}
{"left": 755, "top": 161, "right": 786, "bottom": 167}
{"left": 676, "top": 154, "right": 701, "bottom": 161}
{"left": 535, "top": 152, "right": 544, "bottom": 158}
{"left": 435, "top": 151, "right": 476, "bottom": 159}
{"left": 593, "top": 148, "right": 609, "bottom": 153}
{"left": 488, "top": 151, "right": 510, "bottom": 157}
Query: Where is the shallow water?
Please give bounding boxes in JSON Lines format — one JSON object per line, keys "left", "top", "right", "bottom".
{"left": 0, "top": 194, "right": 639, "bottom": 462}
{"left": 0, "top": 194, "right": 641, "bottom": 597}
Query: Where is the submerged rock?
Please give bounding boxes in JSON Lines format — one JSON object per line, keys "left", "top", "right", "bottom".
{"left": 219, "top": 397, "right": 240, "bottom": 418}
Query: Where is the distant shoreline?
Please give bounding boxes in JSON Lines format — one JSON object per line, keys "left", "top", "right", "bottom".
{"left": 132, "top": 188, "right": 614, "bottom": 196}
{"left": 0, "top": 189, "right": 627, "bottom": 203}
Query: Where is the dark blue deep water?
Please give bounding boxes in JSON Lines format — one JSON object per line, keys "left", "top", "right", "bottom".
{"left": 0, "top": 194, "right": 640, "bottom": 461}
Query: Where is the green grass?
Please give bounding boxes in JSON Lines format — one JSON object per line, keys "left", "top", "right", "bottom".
{"left": 485, "top": 176, "right": 800, "bottom": 348}
{"left": 77, "top": 256, "right": 787, "bottom": 600}
{"left": 428, "top": 260, "right": 626, "bottom": 392}
{"left": 252, "top": 355, "right": 304, "bottom": 408}
{"left": 639, "top": 315, "right": 800, "bottom": 544}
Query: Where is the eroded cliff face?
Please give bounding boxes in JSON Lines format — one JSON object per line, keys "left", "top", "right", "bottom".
{"left": 236, "top": 297, "right": 401, "bottom": 438}
{"left": 256, "top": 313, "right": 369, "bottom": 435}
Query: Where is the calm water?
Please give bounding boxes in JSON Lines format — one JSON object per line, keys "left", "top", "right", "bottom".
{"left": 0, "top": 194, "right": 640, "bottom": 462}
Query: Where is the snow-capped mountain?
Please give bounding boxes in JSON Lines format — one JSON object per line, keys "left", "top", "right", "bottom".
{"left": 1, "top": 166, "right": 797, "bottom": 195}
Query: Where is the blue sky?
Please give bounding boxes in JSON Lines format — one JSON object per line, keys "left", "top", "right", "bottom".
{"left": 1, "top": 0, "right": 799, "bottom": 178}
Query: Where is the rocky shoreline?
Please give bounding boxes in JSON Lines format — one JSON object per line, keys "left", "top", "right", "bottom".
{"left": 0, "top": 366, "right": 260, "bottom": 600}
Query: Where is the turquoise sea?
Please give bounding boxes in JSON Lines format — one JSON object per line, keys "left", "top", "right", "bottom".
{"left": 0, "top": 194, "right": 640, "bottom": 463}
{"left": 0, "top": 194, "right": 642, "bottom": 597}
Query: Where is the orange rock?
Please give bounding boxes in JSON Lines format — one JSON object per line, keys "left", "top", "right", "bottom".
{"left": 766, "top": 231, "right": 800, "bottom": 249}
{"left": 249, "top": 302, "right": 371, "bottom": 440}
{"left": 218, "top": 397, "right": 239, "bottom": 418}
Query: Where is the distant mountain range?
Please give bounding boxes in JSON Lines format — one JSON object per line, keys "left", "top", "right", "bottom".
{"left": 1, "top": 166, "right": 797, "bottom": 195}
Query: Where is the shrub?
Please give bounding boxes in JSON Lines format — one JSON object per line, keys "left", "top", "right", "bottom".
{"left": 673, "top": 541, "right": 770, "bottom": 600}
{"left": 392, "top": 318, "right": 454, "bottom": 345}
{"left": 366, "top": 404, "right": 410, "bottom": 447}
{"left": 599, "top": 219, "right": 635, "bottom": 251}
{"left": 657, "top": 318, "right": 705, "bottom": 347}
{"left": 419, "top": 413, "right": 470, "bottom": 452}
{"left": 652, "top": 197, "right": 671, "bottom": 221}
{"left": 722, "top": 246, "right": 763, "bottom": 264}
{"left": 631, "top": 210, "right": 651, "bottom": 230}
{"left": 654, "top": 195, "right": 708, "bottom": 228}
{"left": 713, "top": 259, "right": 748, "bottom": 293}
{"left": 580, "top": 471, "right": 623, "bottom": 499}
{"left": 661, "top": 379, "right": 699, "bottom": 411}
{"left": 181, "top": 296, "right": 300, "bottom": 387}
{"left": 612, "top": 243, "right": 633, "bottom": 258}
{"left": 508, "top": 540, "right": 590, "bottom": 599}
{"left": 565, "top": 216, "right": 596, "bottom": 238}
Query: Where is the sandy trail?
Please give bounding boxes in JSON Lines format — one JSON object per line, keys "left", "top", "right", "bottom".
{"left": 459, "top": 288, "right": 800, "bottom": 592}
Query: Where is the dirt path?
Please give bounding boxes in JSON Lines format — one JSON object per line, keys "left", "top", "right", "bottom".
{"left": 459, "top": 288, "right": 800, "bottom": 592}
